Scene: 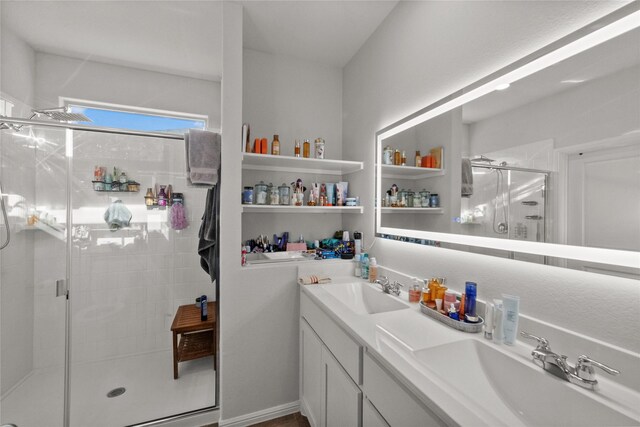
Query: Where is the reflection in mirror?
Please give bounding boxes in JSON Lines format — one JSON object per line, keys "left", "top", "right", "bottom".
{"left": 376, "top": 7, "right": 640, "bottom": 277}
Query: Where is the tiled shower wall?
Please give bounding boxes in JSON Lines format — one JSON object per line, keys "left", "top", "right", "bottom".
{"left": 0, "top": 133, "right": 36, "bottom": 395}
{"left": 33, "top": 130, "right": 214, "bottom": 369}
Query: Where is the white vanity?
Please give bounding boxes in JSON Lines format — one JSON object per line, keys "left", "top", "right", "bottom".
{"left": 299, "top": 274, "right": 640, "bottom": 427}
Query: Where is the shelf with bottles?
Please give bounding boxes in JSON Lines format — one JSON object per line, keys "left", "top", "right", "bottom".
{"left": 243, "top": 205, "right": 363, "bottom": 214}
{"left": 242, "top": 152, "right": 363, "bottom": 176}
{"left": 381, "top": 207, "right": 443, "bottom": 214}
{"left": 92, "top": 166, "right": 140, "bottom": 192}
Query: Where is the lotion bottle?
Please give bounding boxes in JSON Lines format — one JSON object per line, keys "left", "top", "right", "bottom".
{"left": 493, "top": 299, "right": 504, "bottom": 344}
{"left": 502, "top": 294, "right": 520, "bottom": 345}
{"left": 368, "top": 257, "right": 378, "bottom": 283}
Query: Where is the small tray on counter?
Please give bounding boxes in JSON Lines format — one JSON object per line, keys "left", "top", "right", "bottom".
{"left": 419, "top": 301, "right": 483, "bottom": 333}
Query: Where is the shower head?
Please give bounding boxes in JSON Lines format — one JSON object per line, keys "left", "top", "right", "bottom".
{"left": 32, "top": 107, "right": 92, "bottom": 123}
{"left": 470, "top": 155, "right": 495, "bottom": 164}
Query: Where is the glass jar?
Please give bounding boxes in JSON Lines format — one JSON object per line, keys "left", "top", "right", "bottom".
{"left": 269, "top": 183, "right": 279, "bottom": 205}
{"left": 394, "top": 150, "right": 401, "bottom": 165}
{"left": 413, "top": 192, "right": 421, "bottom": 208}
{"left": 383, "top": 146, "right": 393, "bottom": 165}
{"left": 254, "top": 181, "right": 268, "bottom": 205}
{"left": 278, "top": 183, "right": 290, "bottom": 205}
{"left": 430, "top": 193, "right": 440, "bottom": 208}
{"left": 420, "top": 189, "right": 431, "bottom": 208}
{"left": 314, "top": 138, "right": 325, "bottom": 159}
{"left": 406, "top": 190, "right": 415, "bottom": 207}
{"left": 398, "top": 189, "right": 407, "bottom": 207}
{"left": 242, "top": 186, "right": 254, "bottom": 204}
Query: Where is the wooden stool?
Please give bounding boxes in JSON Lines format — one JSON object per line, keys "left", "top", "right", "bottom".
{"left": 171, "top": 302, "right": 216, "bottom": 379}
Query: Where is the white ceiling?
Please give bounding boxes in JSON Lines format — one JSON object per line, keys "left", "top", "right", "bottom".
{"left": 1, "top": 1, "right": 397, "bottom": 81}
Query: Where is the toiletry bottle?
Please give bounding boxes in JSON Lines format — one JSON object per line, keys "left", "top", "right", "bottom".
{"left": 353, "top": 231, "right": 362, "bottom": 255}
{"left": 464, "top": 282, "right": 478, "bottom": 322}
{"left": 401, "top": 151, "right": 407, "bottom": 166}
{"left": 394, "top": 150, "right": 401, "bottom": 165}
{"left": 493, "top": 299, "right": 504, "bottom": 344}
{"left": 361, "top": 253, "right": 369, "bottom": 280}
{"left": 415, "top": 151, "right": 421, "bottom": 167}
{"left": 303, "top": 139, "right": 310, "bottom": 158}
{"left": 354, "top": 254, "right": 361, "bottom": 277}
{"left": 502, "top": 294, "right": 520, "bottom": 345}
{"left": 368, "top": 257, "right": 378, "bottom": 283}
{"left": 271, "top": 134, "right": 280, "bottom": 155}
{"left": 200, "top": 295, "right": 208, "bottom": 321}
{"left": 484, "top": 303, "right": 494, "bottom": 340}
{"left": 294, "top": 139, "right": 300, "bottom": 157}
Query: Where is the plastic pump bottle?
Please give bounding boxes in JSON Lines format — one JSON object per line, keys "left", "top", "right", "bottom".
{"left": 361, "top": 253, "right": 370, "bottom": 280}
{"left": 369, "top": 257, "right": 378, "bottom": 283}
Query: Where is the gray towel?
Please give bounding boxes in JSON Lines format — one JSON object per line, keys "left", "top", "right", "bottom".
{"left": 103, "top": 200, "right": 132, "bottom": 230}
{"left": 461, "top": 158, "right": 474, "bottom": 197}
{"left": 185, "top": 129, "right": 221, "bottom": 186}
{"left": 198, "top": 186, "right": 217, "bottom": 283}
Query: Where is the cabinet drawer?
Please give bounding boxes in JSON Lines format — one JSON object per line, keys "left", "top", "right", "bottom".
{"left": 301, "top": 292, "right": 362, "bottom": 384}
{"left": 363, "top": 352, "right": 445, "bottom": 427}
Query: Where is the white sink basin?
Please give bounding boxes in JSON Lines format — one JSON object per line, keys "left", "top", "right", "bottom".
{"left": 321, "top": 282, "right": 410, "bottom": 315}
{"left": 412, "top": 340, "right": 638, "bottom": 426}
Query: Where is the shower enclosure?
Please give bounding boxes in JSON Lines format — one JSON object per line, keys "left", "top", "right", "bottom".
{"left": 0, "top": 118, "right": 217, "bottom": 426}
{"left": 460, "top": 163, "right": 550, "bottom": 244}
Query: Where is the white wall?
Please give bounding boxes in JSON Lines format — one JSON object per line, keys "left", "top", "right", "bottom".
{"left": 242, "top": 49, "right": 345, "bottom": 242}
{"left": 469, "top": 64, "right": 640, "bottom": 154}
{"left": 35, "top": 53, "right": 221, "bottom": 130}
{"left": 343, "top": 0, "right": 639, "bottom": 353}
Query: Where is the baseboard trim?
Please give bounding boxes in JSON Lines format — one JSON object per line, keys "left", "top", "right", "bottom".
{"left": 220, "top": 401, "right": 300, "bottom": 427}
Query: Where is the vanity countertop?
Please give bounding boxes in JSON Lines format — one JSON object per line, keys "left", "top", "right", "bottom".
{"left": 300, "top": 277, "right": 640, "bottom": 427}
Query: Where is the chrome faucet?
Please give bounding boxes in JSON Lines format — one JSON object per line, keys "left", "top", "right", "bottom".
{"left": 521, "top": 331, "right": 619, "bottom": 390}
{"left": 374, "top": 276, "right": 403, "bottom": 296}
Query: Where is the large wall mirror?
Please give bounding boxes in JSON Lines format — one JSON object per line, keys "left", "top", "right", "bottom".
{"left": 375, "top": 3, "right": 640, "bottom": 278}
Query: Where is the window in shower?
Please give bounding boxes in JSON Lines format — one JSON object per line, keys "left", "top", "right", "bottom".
{"left": 67, "top": 103, "right": 207, "bottom": 134}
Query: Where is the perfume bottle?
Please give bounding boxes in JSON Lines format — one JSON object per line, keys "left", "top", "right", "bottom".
{"left": 145, "top": 188, "right": 155, "bottom": 206}
{"left": 294, "top": 140, "right": 300, "bottom": 157}
{"left": 158, "top": 186, "right": 167, "bottom": 207}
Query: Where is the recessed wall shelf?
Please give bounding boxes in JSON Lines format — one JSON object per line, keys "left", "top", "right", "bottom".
{"left": 380, "top": 164, "right": 444, "bottom": 179}
{"left": 243, "top": 153, "right": 363, "bottom": 176}
{"left": 381, "top": 207, "right": 443, "bottom": 214}
{"left": 243, "top": 204, "right": 363, "bottom": 214}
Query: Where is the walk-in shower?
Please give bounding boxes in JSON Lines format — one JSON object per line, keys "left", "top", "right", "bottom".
{"left": 461, "top": 162, "right": 550, "bottom": 244}
{"left": 0, "top": 115, "right": 218, "bottom": 427}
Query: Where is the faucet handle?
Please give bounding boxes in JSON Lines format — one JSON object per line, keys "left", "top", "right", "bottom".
{"left": 375, "top": 276, "right": 389, "bottom": 285}
{"left": 576, "top": 355, "right": 620, "bottom": 380}
{"left": 521, "top": 331, "right": 551, "bottom": 350}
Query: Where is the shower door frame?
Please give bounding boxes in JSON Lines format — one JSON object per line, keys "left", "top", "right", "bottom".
{"left": 470, "top": 163, "right": 551, "bottom": 258}
{"left": 0, "top": 116, "right": 220, "bottom": 427}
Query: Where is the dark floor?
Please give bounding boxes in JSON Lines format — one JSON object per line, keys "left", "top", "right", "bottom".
{"left": 202, "top": 411, "right": 311, "bottom": 427}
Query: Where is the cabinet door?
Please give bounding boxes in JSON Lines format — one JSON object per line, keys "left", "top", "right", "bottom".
{"left": 363, "top": 397, "right": 389, "bottom": 427}
{"left": 301, "top": 320, "right": 323, "bottom": 427}
{"left": 323, "top": 346, "right": 362, "bottom": 427}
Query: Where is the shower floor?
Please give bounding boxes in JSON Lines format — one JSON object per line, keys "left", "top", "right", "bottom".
{"left": 1, "top": 350, "right": 215, "bottom": 427}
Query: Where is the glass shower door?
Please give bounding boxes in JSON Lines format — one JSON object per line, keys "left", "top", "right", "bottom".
{"left": 68, "top": 130, "right": 214, "bottom": 426}
{"left": 0, "top": 125, "right": 69, "bottom": 427}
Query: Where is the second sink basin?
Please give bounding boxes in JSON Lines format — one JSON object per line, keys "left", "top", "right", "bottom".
{"left": 321, "top": 282, "right": 410, "bottom": 315}
{"left": 412, "top": 340, "right": 638, "bottom": 426}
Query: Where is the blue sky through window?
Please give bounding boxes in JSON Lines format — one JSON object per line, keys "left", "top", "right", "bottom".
{"left": 69, "top": 106, "right": 206, "bottom": 134}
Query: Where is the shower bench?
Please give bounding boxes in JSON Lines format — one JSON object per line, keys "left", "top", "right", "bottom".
{"left": 171, "top": 302, "right": 217, "bottom": 379}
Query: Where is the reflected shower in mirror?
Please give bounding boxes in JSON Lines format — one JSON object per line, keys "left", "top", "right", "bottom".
{"left": 376, "top": 8, "right": 640, "bottom": 278}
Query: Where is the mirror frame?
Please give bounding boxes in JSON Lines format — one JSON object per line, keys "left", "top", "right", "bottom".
{"left": 375, "top": 2, "right": 640, "bottom": 270}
